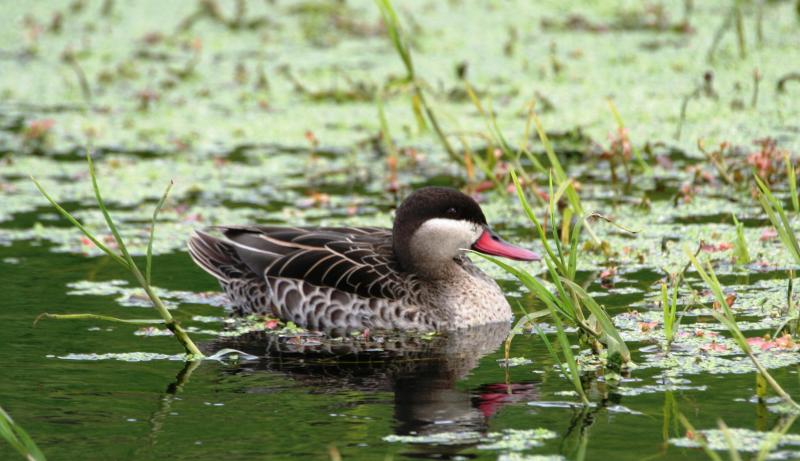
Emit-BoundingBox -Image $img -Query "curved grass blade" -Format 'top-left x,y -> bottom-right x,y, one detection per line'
473,252 -> 576,323
146,180 -> 173,285
755,175 -> 800,264
30,176 -> 128,268
0,405 -> 46,461
560,278 -> 631,364
34,313 -> 164,327
534,319 -> 589,405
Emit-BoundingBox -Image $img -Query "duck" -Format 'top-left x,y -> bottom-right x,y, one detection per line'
188,187 -> 539,332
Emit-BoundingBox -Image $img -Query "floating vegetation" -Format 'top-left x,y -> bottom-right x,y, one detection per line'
54,352 -> 183,362
384,428 -> 556,451
671,428 -> 800,453
688,251 -> 800,409
3,0 -> 800,459
498,357 -> 533,368
477,429 -> 558,451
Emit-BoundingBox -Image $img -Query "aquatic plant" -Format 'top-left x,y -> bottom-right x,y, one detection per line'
676,413 -> 798,461
661,273 -> 682,350
731,214 -> 751,265
463,85 -> 546,192
31,151 -> 204,359
0,405 -> 46,461
606,99 -> 651,180
535,316 -> 589,405
478,171 -> 631,367
707,0 -> 748,63
502,304 -> 588,403
687,250 -> 800,410
754,174 -> 800,265
375,0 -> 462,166
787,151 -> 799,214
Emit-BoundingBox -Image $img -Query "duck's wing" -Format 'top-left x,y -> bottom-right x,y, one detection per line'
216,225 -> 407,300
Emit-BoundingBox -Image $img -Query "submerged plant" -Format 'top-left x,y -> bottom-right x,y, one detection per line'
31,151 -> 204,360
0,405 -> 46,461
687,251 -> 800,410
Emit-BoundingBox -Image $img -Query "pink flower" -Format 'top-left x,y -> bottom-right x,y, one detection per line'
701,242 -> 734,253
760,228 -> 778,241
24,119 -> 55,140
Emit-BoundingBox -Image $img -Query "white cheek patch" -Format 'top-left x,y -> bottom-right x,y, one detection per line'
409,218 -> 483,263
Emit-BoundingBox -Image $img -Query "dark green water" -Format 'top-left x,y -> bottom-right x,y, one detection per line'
2,0 -> 800,459
1,238 -> 797,460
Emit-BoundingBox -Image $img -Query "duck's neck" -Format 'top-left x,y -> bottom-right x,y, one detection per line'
421,259 -> 513,328
408,257 -> 464,280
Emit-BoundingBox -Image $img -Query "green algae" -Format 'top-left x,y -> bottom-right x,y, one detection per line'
477,429 -> 558,451
2,1 -> 800,459
66,279 -> 227,308
54,352 -> 185,362
498,455 -> 565,461
2,1 -> 799,157
498,357 -> 534,368
671,427 -> 800,453
384,428 -> 557,451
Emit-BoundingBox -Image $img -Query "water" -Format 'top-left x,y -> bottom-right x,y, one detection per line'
3,0 -> 800,459
0,238 -> 796,460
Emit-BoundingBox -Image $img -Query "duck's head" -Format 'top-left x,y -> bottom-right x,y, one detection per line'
392,187 -> 540,277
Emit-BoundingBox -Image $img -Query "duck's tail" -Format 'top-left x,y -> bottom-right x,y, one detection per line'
187,230 -> 248,282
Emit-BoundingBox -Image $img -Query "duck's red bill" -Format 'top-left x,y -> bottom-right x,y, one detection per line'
472,229 -> 540,261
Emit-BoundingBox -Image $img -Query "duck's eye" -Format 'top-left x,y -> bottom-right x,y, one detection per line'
445,207 -> 457,216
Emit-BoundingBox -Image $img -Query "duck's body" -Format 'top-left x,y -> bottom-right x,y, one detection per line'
189,187 -> 539,332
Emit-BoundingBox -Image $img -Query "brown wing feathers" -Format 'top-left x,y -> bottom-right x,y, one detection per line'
188,226 -> 402,300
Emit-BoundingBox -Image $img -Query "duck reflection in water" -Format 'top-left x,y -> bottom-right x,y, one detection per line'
213,321 -> 538,452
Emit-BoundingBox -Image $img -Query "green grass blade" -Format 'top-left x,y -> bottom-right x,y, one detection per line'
661,282 -> 673,343
755,174 -> 800,263
688,250 -> 800,410
732,214 -> 751,265
86,150 -> 136,267
30,176 -> 128,268
146,180 -> 173,285
560,278 -> 631,364
787,152 -> 799,214
567,215 -> 583,280
510,170 -> 563,271
550,312 -> 590,404
34,313 -> 165,326
717,419 -> 743,461
474,252 -> 576,323
375,0 -> 413,78
534,323 -> 566,378
0,405 -> 47,461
